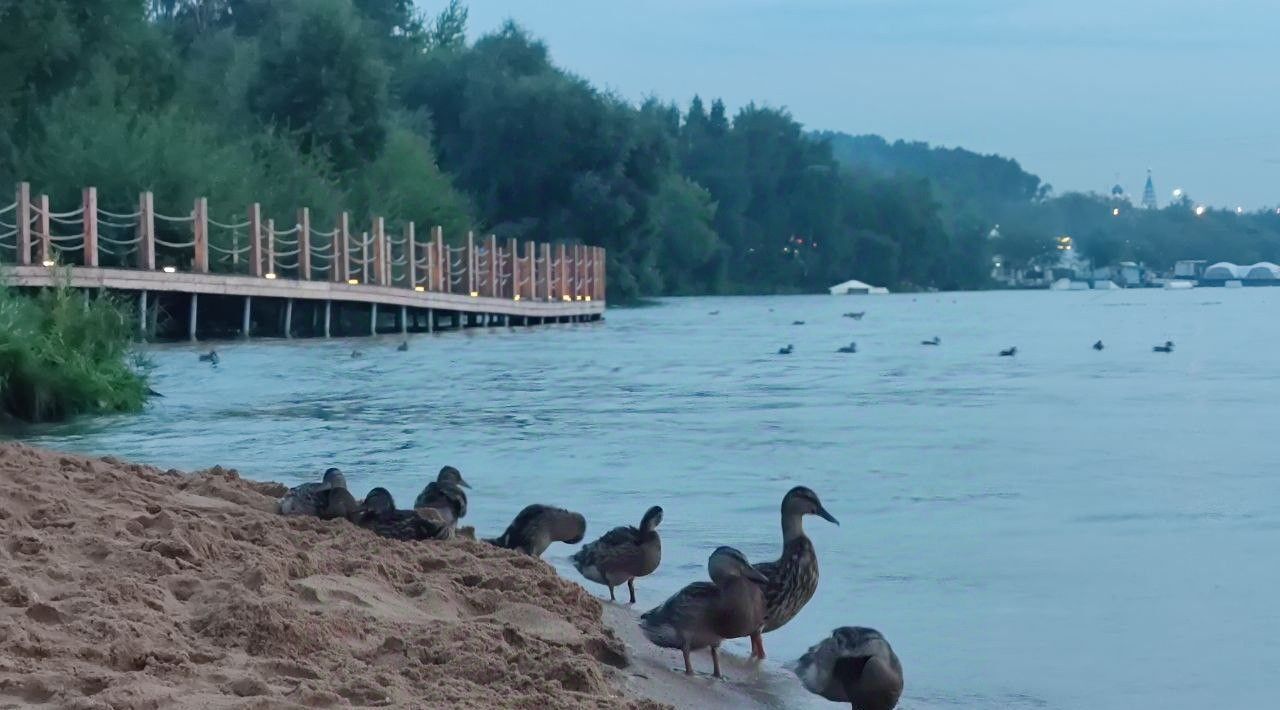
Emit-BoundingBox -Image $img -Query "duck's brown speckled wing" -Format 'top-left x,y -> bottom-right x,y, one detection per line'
752,535 -> 819,632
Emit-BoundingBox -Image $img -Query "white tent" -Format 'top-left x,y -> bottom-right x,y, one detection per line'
828,279 -> 889,295
1203,262 -> 1241,280
1244,262 -> 1280,280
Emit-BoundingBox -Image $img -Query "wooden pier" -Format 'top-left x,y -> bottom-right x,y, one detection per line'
0,183 -> 605,340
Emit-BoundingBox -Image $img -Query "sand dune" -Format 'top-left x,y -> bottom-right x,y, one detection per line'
0,443 -> 667,709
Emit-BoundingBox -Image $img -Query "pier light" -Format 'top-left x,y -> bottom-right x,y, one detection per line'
264,272 -> 277,280
347,278 -> 360,285
469,290 -> 479,297
562,294 -> 571,302
513,294 -> 521,301
162,266 -> 177,274
1112,207 -> 1120,216
1194,205 -> 1206,216
576,295 -> 583,300
1172,188 -> 1183,198
585,296 -> 592,302
41,259 -> 55,267
414,285 -> 426,292
1236,206 -> 1244,214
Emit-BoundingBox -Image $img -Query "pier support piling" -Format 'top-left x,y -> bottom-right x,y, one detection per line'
323,301 -> 332,338
284,298 -> 293,339
400,306 -> 408,335
370,303 -> 378,336
138,291 -> 148,337
242,297 -> 252,339
188,293 -> 198,342
427,308 -> 434,333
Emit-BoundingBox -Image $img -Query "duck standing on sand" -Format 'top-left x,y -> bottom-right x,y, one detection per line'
749,486 -> 839,660
1153,340 -> 1174,353
639,546 -> 769,679
413,465 -> 471,508
486,504 -> 587,557
278,468 -> 347,516
411,466 -> 470,539
198,350 -> 220,365
795,627 -> 904,710
313,485 -> 359,520
999,347 -> 1017,357
350,487 -> 458,541
571,506 -> 663,603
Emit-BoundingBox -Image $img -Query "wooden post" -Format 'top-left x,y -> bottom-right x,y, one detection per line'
188,293 -> 198,342
539,243 -> 550,300
336,212 -> 349,282
557,243 -> 568,300
16,183 -> 30,265
265,219 -> 275,276
406,222 -> 417,289
433,226 -> 445,292
360,232 -> 369,284
83,187 -> 99,267
138,192 -> 155,270
526,241 -> 536,300
193,197 -> 208,273
601,246 -> 607,300
37,194 -> 50,265
248,203 -> 262,277
486,234 -> 498,298
298,207 -> 311,280
372,217 -> 386,286
465,231 -> 475,295
426,308 -> 434,333
138,291 -> 148,335
508,238 -> 519,300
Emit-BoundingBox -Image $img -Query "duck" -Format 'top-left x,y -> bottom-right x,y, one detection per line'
749,486 -> 839,660
1153,340 -> 1174,353
571,506 -> 663,603
410,467 -> 470,539
836,342 -> 858,354
843,312 -> 865,320
350,350 -> 364,359
709,310 -> 721,316
349,487 -> 456,541
198,350 -> 219,365
778,344 -> 794,355
485,504 -> 587,557
639,546 -> 769,678
278,468 -> 347,516
397,341 -> 409,352
921,337 -> 940,346
795,627 -> 904,710
1093,340 -> 1104,351
793,320 -> 806,326
313,486 -> 360,521
413,465 -> 471,506
999,346 -> 1017,357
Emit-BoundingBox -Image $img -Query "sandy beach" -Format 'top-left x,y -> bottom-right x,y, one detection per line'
0,443 -> 802,709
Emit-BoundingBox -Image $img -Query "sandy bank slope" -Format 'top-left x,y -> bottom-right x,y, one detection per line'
0,443 -> 665,710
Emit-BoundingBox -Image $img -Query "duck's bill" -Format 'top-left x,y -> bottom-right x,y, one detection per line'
458,480 -> 472,489
817,506 -> 840,525
745,567 -> 770,584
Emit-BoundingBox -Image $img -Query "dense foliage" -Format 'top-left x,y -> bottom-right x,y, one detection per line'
0,282 -> 149,422
3,1 -> 1277,301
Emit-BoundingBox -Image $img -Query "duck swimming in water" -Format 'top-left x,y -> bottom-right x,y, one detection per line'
278,468 -> 347,516
750,486 -> 839,660
921,337 -> 940,346
795,627 -> 904,710
1153,340 -> 1174,353
793,320 -> 806,326
836,342 -> 858,354
640,546 -> 769,679
778,344 -> 794,355
486,504 -> 586,557
350,487 -> 457,541
571,506 -> 663,603
350,350 -> 364,359
843,312 -> 865,320
198,350 -> 219,365
397,341 -> 409,352
999,347 -> 1017,357
1093,340 -> 1104,351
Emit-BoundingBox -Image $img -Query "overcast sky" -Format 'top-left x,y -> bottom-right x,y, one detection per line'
452,0 -> 1278,209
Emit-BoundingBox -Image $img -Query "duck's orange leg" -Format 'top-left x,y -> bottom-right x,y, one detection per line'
749,631 -> 766,660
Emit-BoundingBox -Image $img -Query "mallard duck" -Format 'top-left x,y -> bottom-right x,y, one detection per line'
921,337 -> 940,346
1093,340 -> 1104,351
414,466 -> 470,506
278,468 -> 347,516
486,504 -> 586,557
409,470 -> 469,539
999,346 -> 1017,357
836,341 -> 857,354
795,627 -> 903,710
571,506 -> 663,603
749,486 -> 839,660
198,350 -> 219,364
397,341 -> 409,352
313,486 -> 359,520
843,312 -> 865,320
639,546 -> 769,678
1153,340 -> 1174,353
778,344 -> 794,355
350,487 -> 456,541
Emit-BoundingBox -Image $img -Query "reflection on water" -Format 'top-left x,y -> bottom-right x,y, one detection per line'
14,289 -> 1280,710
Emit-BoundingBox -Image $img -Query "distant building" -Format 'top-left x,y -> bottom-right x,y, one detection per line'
1141,170 -> 1158,210
1174,260 -> 1207,278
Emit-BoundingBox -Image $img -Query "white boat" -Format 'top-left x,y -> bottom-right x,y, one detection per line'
828,279 -> 890,295
1164,280 -> 1196,290
1092,280 -> 1120,290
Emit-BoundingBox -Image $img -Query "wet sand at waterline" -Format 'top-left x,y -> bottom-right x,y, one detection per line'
0,443 -> 806,709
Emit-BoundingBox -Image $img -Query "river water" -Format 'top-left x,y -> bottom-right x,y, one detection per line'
12,289 -> 1279,709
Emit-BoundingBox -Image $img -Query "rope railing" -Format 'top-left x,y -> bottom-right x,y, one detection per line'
3,182 -> 605,302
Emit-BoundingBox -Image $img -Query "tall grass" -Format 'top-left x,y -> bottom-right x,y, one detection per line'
0,279 -> 149,423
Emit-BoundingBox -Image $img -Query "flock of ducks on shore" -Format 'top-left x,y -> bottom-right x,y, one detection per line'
276,468 -> 903,709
